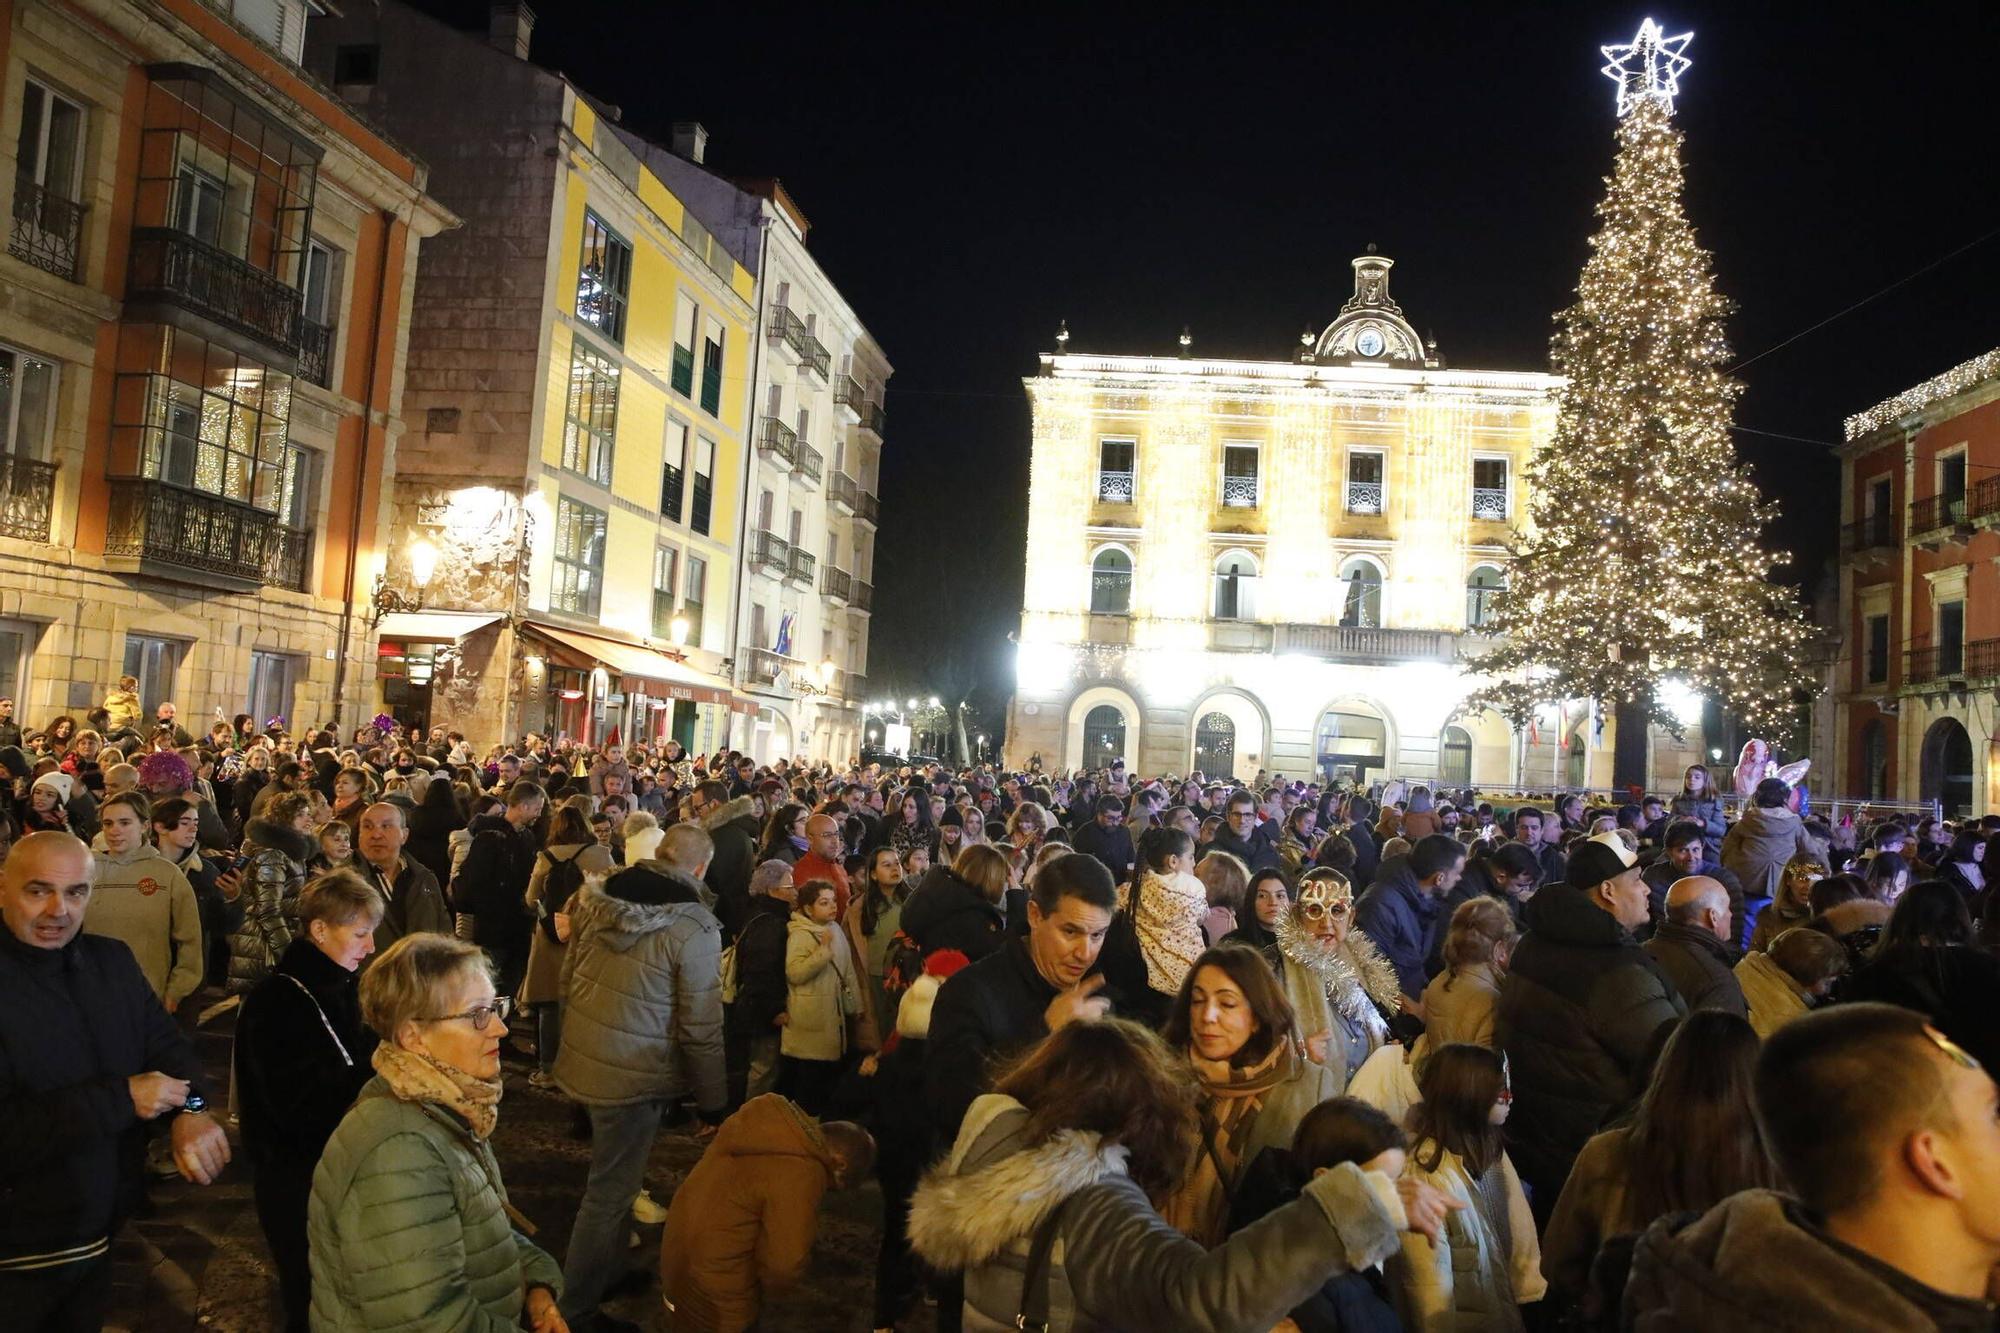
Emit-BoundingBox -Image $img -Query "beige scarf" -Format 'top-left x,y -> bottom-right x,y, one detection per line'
372,1042 -> 503,1141
1131,869 -> 1210,997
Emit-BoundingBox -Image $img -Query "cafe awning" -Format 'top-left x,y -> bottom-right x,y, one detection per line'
524,621 -> 735,708
376,610 -> 504,643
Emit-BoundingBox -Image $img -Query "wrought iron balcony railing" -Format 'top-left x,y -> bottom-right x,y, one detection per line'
0,453 -> 58,541
127,227 -> 303,355
801,334 -> 831,379
1472,487 -> 1509,520
769,304 -> 806,357
759,417 -> 798,469
865,401 -> 886,436
297,317 -> 333,388
796,442 -> 824,484
10,176 -> 85,281
787,546 -> 816,585
1840,512 -> 1899,554
1097,469 -> 1134,503
822,566 -> 852,603
750,529 -> 790,575
856,489 -> 880,527
829,469 -> 859,513
1909,493 -> 1968,538
104,476 -> 275,583
1221,474 -> 1259,508
265,523 -> 312,591
1345,481 -> 1385,515
853,580 -> 873,612
835,375 -> 865,411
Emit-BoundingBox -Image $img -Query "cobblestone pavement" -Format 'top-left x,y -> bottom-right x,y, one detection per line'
104,1008 -> 913,1332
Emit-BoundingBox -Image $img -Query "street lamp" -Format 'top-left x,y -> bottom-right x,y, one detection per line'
408,537 -> 439,592
369,536 -> 441,627
669,613 -> 690,647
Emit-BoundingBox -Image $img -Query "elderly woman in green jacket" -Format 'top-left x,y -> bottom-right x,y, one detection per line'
307,934 -> 566,1332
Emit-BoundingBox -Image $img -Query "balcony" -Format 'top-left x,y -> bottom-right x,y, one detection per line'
768,304 -> 806,361
1097,469 -> 1135,504
126,228 -> 303,356
264,524 -> 311,592
1905,639 -> 2000,688
829,469 -> 859,514
297,317 -> 333,389
1472,487 -> 1509,521
1274,623 -> 1456,666
1972,475 -> 2000,528
1908,493 -> 1970,550
822,565 -> 852,604
834,375 -> 865,420
864,401 -> 886,437
1345,481 -> 1385,516
786,546 -> 817,586
1840,511 -> 1899,558
1220,474 -> 1259,509
750,529 -> 790,577
856,489 -> 880,528
758,417 -> 798,471
801,333 -> 831,379
0,454 -> 58,541
796,442 -> 824,485
747,647 -> 798,686
844,672 -> 868,702
10,176 -> 86,281
104,476 -> 276,585
853,580 -> 873,613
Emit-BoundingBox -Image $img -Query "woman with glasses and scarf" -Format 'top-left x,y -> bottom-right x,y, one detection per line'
1272,867 -> 1401,1088
307,934 -> 564,1331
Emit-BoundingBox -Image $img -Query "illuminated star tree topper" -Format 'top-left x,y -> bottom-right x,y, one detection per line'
1601,18 -> 1694,116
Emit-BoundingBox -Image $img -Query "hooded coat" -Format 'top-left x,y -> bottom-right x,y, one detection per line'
900,863 -> 1008,962
658,1094 -> 842,1333
701,795 -> 760,940
1622,1189 -> 1996,1331
782,914 -> 865,1062
553,869 -> 726,1113
85,844 -> 204,1008
1495,885 -> 1686,1216
909,1093 -> 1406,1333
229,816 -> 312,994
1353,854 -> 1441,1000
1733,949 -> 1816,1040
1720,805 -> 1815,901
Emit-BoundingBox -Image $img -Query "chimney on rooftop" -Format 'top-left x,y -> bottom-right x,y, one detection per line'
488,1 -> 535,60
670,122 -> 708,165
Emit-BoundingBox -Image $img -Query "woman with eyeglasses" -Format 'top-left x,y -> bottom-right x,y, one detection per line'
1272,867 -> 1402,1087
308,933 -> 566,1332
1386,1043 -> 1545,1330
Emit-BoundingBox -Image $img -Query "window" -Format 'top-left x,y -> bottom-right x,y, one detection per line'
576,211 -> 632,344
699,318 -> 724,416
1097,439 -> 1135,503
222,0 -> 308,63
122,633 -> 182,712
1472,458 -> 1509,520
756,488 -> 774,532
561,341 -> 618,484
552,496 -> 607,618
1466,565 -> 1505,629
750,603 -> 767,653
1940,452 -> 1967,521
174,163 -> 226,247
1439,725 -> 1473,785
1212,551 -> 1258,620
1938,599 -> 1965,677
652,546 -> 678,638
0,619 -> 39,709
1863,477 -> 1895,546
1865,613 -> 1890,685
1221,444 -> 1259,509
1090,548 -> 1132,615
0,344 -> 60,458
670,298 -> 695,397
1859,719 -> 1887,800
247,650 -> 296,728
301,240 -> 337,327
788,507 -> 804,547
1082,705 -> 1125,771
690,437 -> 714,535
660,420 -> 686,522
16,80 -> 85,201
683,554 -> 707,645
1194,712 -> 1235,774
109,323 -> 293,508
1346,450 -> 1385,515
332,44 -> 380,84
1338,556 -> 1383,628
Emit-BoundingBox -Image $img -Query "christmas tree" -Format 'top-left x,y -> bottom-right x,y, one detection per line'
1469,21 -> 1818,739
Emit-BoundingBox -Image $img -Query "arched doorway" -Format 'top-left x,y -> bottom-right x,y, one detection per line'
1212,551 -> 1259,621
1921,717 -> 1974,818
1082,704 -> 1126,772
1439,725 -> 1473,786
1565,726 -> 1588,788
1316,703 -> 1389,785
1194,712 -> 1236,776
1337,556 -> 1383,629
1090,547 -> 1132,614
1858,718 -> 1888,800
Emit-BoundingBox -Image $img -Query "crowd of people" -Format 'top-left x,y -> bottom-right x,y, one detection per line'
5,688 -> 2000,1332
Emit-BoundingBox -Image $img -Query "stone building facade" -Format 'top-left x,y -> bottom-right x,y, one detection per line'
0,0 -> 449,734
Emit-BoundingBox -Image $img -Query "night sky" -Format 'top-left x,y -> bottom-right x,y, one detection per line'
408,0 -> 2000,743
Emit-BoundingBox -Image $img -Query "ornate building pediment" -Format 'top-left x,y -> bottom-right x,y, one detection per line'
1316,248 -> 1432,366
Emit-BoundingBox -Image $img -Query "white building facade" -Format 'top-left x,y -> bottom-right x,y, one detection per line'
1007,252 -> 1697,791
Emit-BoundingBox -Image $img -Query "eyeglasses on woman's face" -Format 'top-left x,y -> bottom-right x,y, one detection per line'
1298,897 -> 1352,921
429,995 -> 512,1031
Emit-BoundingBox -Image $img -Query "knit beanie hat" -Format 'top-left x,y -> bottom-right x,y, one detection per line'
896,949 -> 971,1040
32,770 -> 73,803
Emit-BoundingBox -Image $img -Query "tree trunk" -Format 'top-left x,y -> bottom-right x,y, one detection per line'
1613,698 -> 1650,795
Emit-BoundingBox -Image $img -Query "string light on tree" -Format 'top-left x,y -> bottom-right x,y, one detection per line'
1469,18 -> 1819,742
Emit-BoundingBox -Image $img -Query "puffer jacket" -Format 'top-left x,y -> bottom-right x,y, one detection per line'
1668,793 -> 1727,846
1353,854 -> 1440,999
1719,805 -> 1814,900
900,864 -> 1007,962
1387,1145 -> 1544,1330
699,796 -> 759,941
307,1077 -> 561,1331
553,869 -> 726,1113
782,915 -> 864,1061
1495,885 -> 1686,1216
909,1094 -> 1406,1333
1623,1189 -> 1995,1331
227,817 -> 311,994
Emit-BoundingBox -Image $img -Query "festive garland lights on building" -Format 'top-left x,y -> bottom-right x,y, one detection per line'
1844,346 -> 2000,441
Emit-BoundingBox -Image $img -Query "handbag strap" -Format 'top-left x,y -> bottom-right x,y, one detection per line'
1016,1194 -> 1074,1332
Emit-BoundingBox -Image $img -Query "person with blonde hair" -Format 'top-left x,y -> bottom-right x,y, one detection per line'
1421,896 -> 1518,1050
307,934 -> 563,1330
900,841 -> 1011,962
1747,853 -> 1827,955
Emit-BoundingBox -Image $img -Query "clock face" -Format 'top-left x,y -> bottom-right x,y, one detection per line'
1356,328 -> 1385,358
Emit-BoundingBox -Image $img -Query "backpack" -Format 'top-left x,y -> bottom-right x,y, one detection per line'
880,928 -> 927,998
536,849 -> 586,944
719,940 -> 741,1004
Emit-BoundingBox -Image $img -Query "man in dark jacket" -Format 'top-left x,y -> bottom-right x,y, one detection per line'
925,854 -> 1119,1144
1070,794 -> 1138,883
353,802 -> 453,956
1642,876 -> 1747,1017
1344,796 -> 1381,887
0,832 -> 229,1325
692,781 -> 758,941
900,860 -> 1008,962
0,696 -> 21,750
1355,835 -> 1464,1002
454,781 -> 547,998
730,860 -> 798,1103
1624,1003 -> 2000,1329
1209,789 -> 1281,872
1497,831 -> 1686,1225
1639,821 -> 1746,946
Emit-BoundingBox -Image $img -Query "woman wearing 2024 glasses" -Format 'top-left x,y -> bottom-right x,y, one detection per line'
306,933 -> 566,1332
1272,867 -> 1403,1088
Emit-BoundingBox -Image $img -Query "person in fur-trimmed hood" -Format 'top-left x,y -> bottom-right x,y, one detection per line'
227,792 -> 316,994
691,780 -> 759,940
910,1018 -> 1453,1333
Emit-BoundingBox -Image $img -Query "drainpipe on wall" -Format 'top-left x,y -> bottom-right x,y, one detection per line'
330,207 -> 396,729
